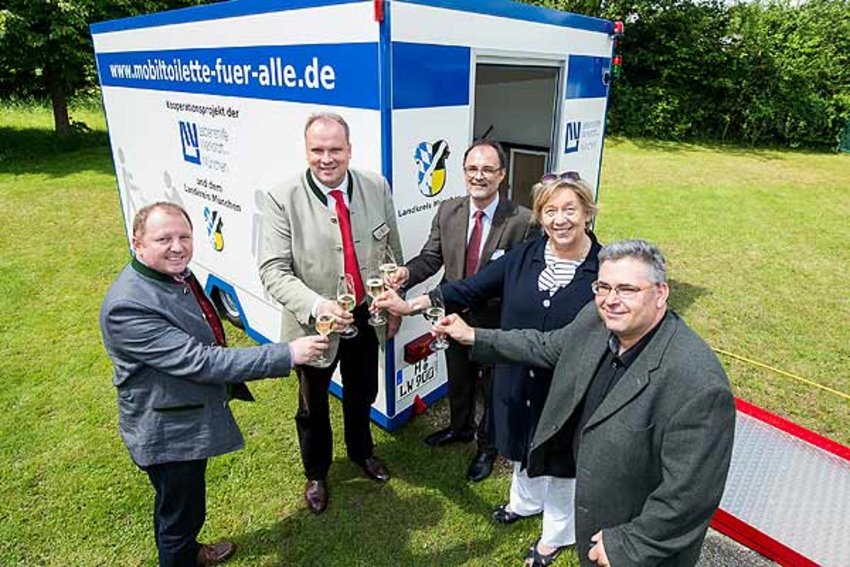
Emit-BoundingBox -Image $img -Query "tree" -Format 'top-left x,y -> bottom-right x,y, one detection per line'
0,1 -> 209,136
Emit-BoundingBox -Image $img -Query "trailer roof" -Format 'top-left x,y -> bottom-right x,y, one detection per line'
91,0 -> 612,35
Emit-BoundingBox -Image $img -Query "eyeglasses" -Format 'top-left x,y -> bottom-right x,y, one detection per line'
591,281 -> 656,299
463,166 -> 502,178
540,171 -> 581,184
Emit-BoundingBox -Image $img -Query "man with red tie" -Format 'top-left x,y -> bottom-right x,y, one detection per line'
258,112 -> 402,514
391,140 -> 532,482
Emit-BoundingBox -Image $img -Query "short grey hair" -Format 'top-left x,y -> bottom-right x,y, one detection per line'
304,111 -> 350,142
598,239 -> 667,283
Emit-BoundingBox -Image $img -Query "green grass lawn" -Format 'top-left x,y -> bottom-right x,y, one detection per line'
1,102 -> 848,566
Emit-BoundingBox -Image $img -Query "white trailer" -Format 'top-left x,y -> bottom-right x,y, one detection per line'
91,0 -> 617,430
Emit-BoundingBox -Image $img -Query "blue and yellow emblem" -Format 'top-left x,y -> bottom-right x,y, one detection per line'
203,207 -> 224,251
414,140 -> 450,197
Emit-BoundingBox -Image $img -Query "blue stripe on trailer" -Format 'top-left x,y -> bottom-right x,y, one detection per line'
377,0 -> 398,418
566,55 -> 610,100
96,43 -> 380,109
397,0 -> 613,35
392,43 -> 470,109
91,0 -> 365,34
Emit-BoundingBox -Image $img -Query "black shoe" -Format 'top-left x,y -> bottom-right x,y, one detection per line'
467,450 -> 495,482
304,480 -> 328,515
424,427 -> 474,447
197,541 -> 237,566
358,456 -> 390,483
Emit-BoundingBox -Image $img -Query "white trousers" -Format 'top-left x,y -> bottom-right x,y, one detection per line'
508,461 -> 576,548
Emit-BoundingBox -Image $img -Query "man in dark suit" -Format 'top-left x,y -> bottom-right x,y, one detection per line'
436,240 -> 736,566
393,140 -> 532,482
100,203 -> 328,566
258,112 -> 403,514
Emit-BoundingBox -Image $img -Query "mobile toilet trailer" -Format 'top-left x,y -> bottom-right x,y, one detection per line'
91,0 -> 617,430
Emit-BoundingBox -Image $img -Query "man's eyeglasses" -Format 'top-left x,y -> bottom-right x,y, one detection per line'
591,281 -> 655,299
463,166 -> 502,178
540,171 -> 581,184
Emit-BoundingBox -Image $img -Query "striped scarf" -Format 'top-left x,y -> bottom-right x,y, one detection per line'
537,242 -> 583,296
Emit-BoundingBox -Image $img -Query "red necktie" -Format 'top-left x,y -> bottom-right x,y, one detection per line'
185,273 -> 226,346
329,190 -> 365,303
184,273 -> 253,401
465,210 -> 485,277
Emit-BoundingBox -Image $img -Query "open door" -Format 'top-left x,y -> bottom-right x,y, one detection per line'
472,63 -> 561,208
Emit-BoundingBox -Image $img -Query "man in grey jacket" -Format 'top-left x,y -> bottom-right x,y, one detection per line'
258,112 -> 403,514
435,240 -> 735,567
101,203 -> 327,567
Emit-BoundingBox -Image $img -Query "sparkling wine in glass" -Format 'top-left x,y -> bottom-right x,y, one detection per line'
379,248 -> 398,288
427,287 -> 449,351
313,313 -> 335,365
336,274 -> 358,339
366,272 -> 386,326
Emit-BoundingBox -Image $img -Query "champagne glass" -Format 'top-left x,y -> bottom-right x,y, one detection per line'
379,248 -> 398,289
313,312 -> 336,365
366,269 -> 387,326
336,274 -> 358,339
424,286 -> 449,351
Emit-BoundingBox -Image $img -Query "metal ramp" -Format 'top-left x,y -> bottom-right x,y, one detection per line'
711,399 -> 850,566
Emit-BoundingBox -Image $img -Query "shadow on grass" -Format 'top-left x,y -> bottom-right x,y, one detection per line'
668,278 -> 708,316
0,126 -> 114,176
235,432 -> 502,565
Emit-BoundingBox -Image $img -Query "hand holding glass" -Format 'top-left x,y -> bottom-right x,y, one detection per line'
379,249 -> 399,289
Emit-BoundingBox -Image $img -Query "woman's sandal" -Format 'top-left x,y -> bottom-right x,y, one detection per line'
523,538 -> 565,567
492,503 -> 524,524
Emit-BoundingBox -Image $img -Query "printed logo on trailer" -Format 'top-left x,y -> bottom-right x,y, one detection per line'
180,121 -> 201,164
565,121 -> 582,154
203,207 -> 224,251
414,140 -> 450,197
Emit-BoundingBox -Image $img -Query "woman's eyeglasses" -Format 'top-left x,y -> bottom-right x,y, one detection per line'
540,171 -> 581,184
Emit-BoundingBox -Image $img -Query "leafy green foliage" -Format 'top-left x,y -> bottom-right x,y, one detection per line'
531,0 -> 850,148
0,1 -> 211,135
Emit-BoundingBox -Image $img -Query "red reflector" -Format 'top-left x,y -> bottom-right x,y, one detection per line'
404,332 -> 434,365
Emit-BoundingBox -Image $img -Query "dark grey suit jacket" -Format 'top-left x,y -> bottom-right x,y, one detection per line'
100,261 -> 293,468
405,195 -> 532,327
473,304 -> 736,567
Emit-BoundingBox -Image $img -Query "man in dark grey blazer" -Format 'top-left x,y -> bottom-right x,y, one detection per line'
436,240 -> 736,567
392,139 -> 532,482
101,203 -> 327,567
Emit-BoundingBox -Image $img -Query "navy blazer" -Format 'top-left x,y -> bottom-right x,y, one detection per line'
441,232 -> 600,462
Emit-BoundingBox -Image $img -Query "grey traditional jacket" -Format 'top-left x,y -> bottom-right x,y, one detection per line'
258,168 -> 403,358
472,304 -> 736,567
100,260 -> 293,467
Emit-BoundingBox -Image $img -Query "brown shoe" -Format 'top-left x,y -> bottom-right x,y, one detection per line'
304,479 -> 328,514
197,541 -> 236,566
358,456 -> 390,483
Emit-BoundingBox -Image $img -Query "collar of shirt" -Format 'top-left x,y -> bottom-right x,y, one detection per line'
313,172 -> 351,211
467,193 -> 500,244
306,169 -> 352,212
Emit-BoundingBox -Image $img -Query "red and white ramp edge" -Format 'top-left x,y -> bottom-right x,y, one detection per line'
711,399 -> 850,566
